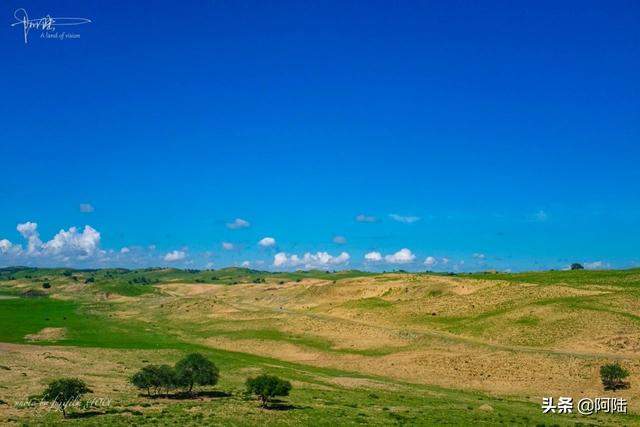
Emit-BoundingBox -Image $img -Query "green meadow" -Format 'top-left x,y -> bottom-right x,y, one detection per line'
0,267 -> 638,425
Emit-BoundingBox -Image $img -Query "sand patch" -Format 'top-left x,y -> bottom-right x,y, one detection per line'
24,328 -> 66,342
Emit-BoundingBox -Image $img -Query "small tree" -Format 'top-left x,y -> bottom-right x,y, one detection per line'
175,353 -> 219,395
246,374 -> 292,407
131,366 -> 154,396
600,363 -> 629,390
130,364 -> 177,396
155,364 -> 178,395
41,378 -> 91,418
571,263 -> 584,270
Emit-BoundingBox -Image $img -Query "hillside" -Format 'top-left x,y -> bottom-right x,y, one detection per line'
0,267 -> 639,425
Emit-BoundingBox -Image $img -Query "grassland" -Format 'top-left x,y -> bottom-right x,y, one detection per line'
1,267 -> 639,425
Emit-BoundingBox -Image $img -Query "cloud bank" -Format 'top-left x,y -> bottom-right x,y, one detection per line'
273,251 -> 350,270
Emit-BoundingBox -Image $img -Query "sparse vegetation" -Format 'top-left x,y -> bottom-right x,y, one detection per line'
175,353 -> 219,395
131,353 -> 220,397
41,378 -> 91,418
131,364 -> 177,397
246,374 -> 292,407
600,363 -> 630,391
0,267 -> 638,425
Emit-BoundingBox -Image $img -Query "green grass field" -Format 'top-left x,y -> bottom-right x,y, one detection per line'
0,267 -> 638,425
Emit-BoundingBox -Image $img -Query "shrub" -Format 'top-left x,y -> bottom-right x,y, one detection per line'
130,364 -> 176,396
42,282 -> 51,289
174,353 -> 219,394
246,374 -> 292,407
41,378 -> 91,418
600,363 -> 629,390
571,263 -> 584,270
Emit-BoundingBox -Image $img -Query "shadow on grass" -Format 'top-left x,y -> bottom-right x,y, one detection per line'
260,399 -> 303,411
197,390 -> 232,398
604,381 -> 630,391
145,390 -> 232,400
69,408 -> 145,419
264,403 -> 297,411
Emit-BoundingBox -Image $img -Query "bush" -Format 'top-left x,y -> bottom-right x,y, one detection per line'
42,282 -> 51,289
246,374 -> 292,407
130,364 -> 177,397
570,263 -> 584,270
41,378 -> 91,418
131,353 -> 218,398
600,363 -> 629,390
175,353 -> 219,394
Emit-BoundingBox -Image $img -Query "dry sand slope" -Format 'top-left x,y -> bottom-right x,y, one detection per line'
145,274 -> 640,410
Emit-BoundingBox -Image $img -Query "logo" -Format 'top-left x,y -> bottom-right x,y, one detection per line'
11,8 -> 92,44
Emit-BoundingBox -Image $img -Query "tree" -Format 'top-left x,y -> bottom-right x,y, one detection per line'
245,374 -> 292,407
130,364 -> 177,396
130,366 -> 154,396
174,353 -> 219,394
571,263 -> 584,270
41,378 -> 91,418
600,363 -> 629,391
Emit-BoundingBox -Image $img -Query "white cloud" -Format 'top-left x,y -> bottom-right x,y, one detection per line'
273,251 -> 350,270
441,257 -> 450,265
43,226 -> 101,258
3,222 -> 102,262
385,248 -> 416,264
17,221 -> 38,236
227,218 -> 250,229
0,239 -> 11,252
356,214 -> 376,223
0,239 -> 17,255
17,221 -> 42,254
164,250 -> 186,262
258,237 -> 276,248
473,253 -> 486,260
241,260 -> 251,267
584,261 -> 609,270
273,252 -> 288,267
333,235 -> 347,244
120,247 -> 130,254
222,242 -> 235,250
389,214 -> 420,224
424,256 -> 437,267
79,203 -> 95,213
364,251 -> 382,262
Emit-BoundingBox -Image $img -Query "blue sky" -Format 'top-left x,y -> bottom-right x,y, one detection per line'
1,0 -> 639,271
